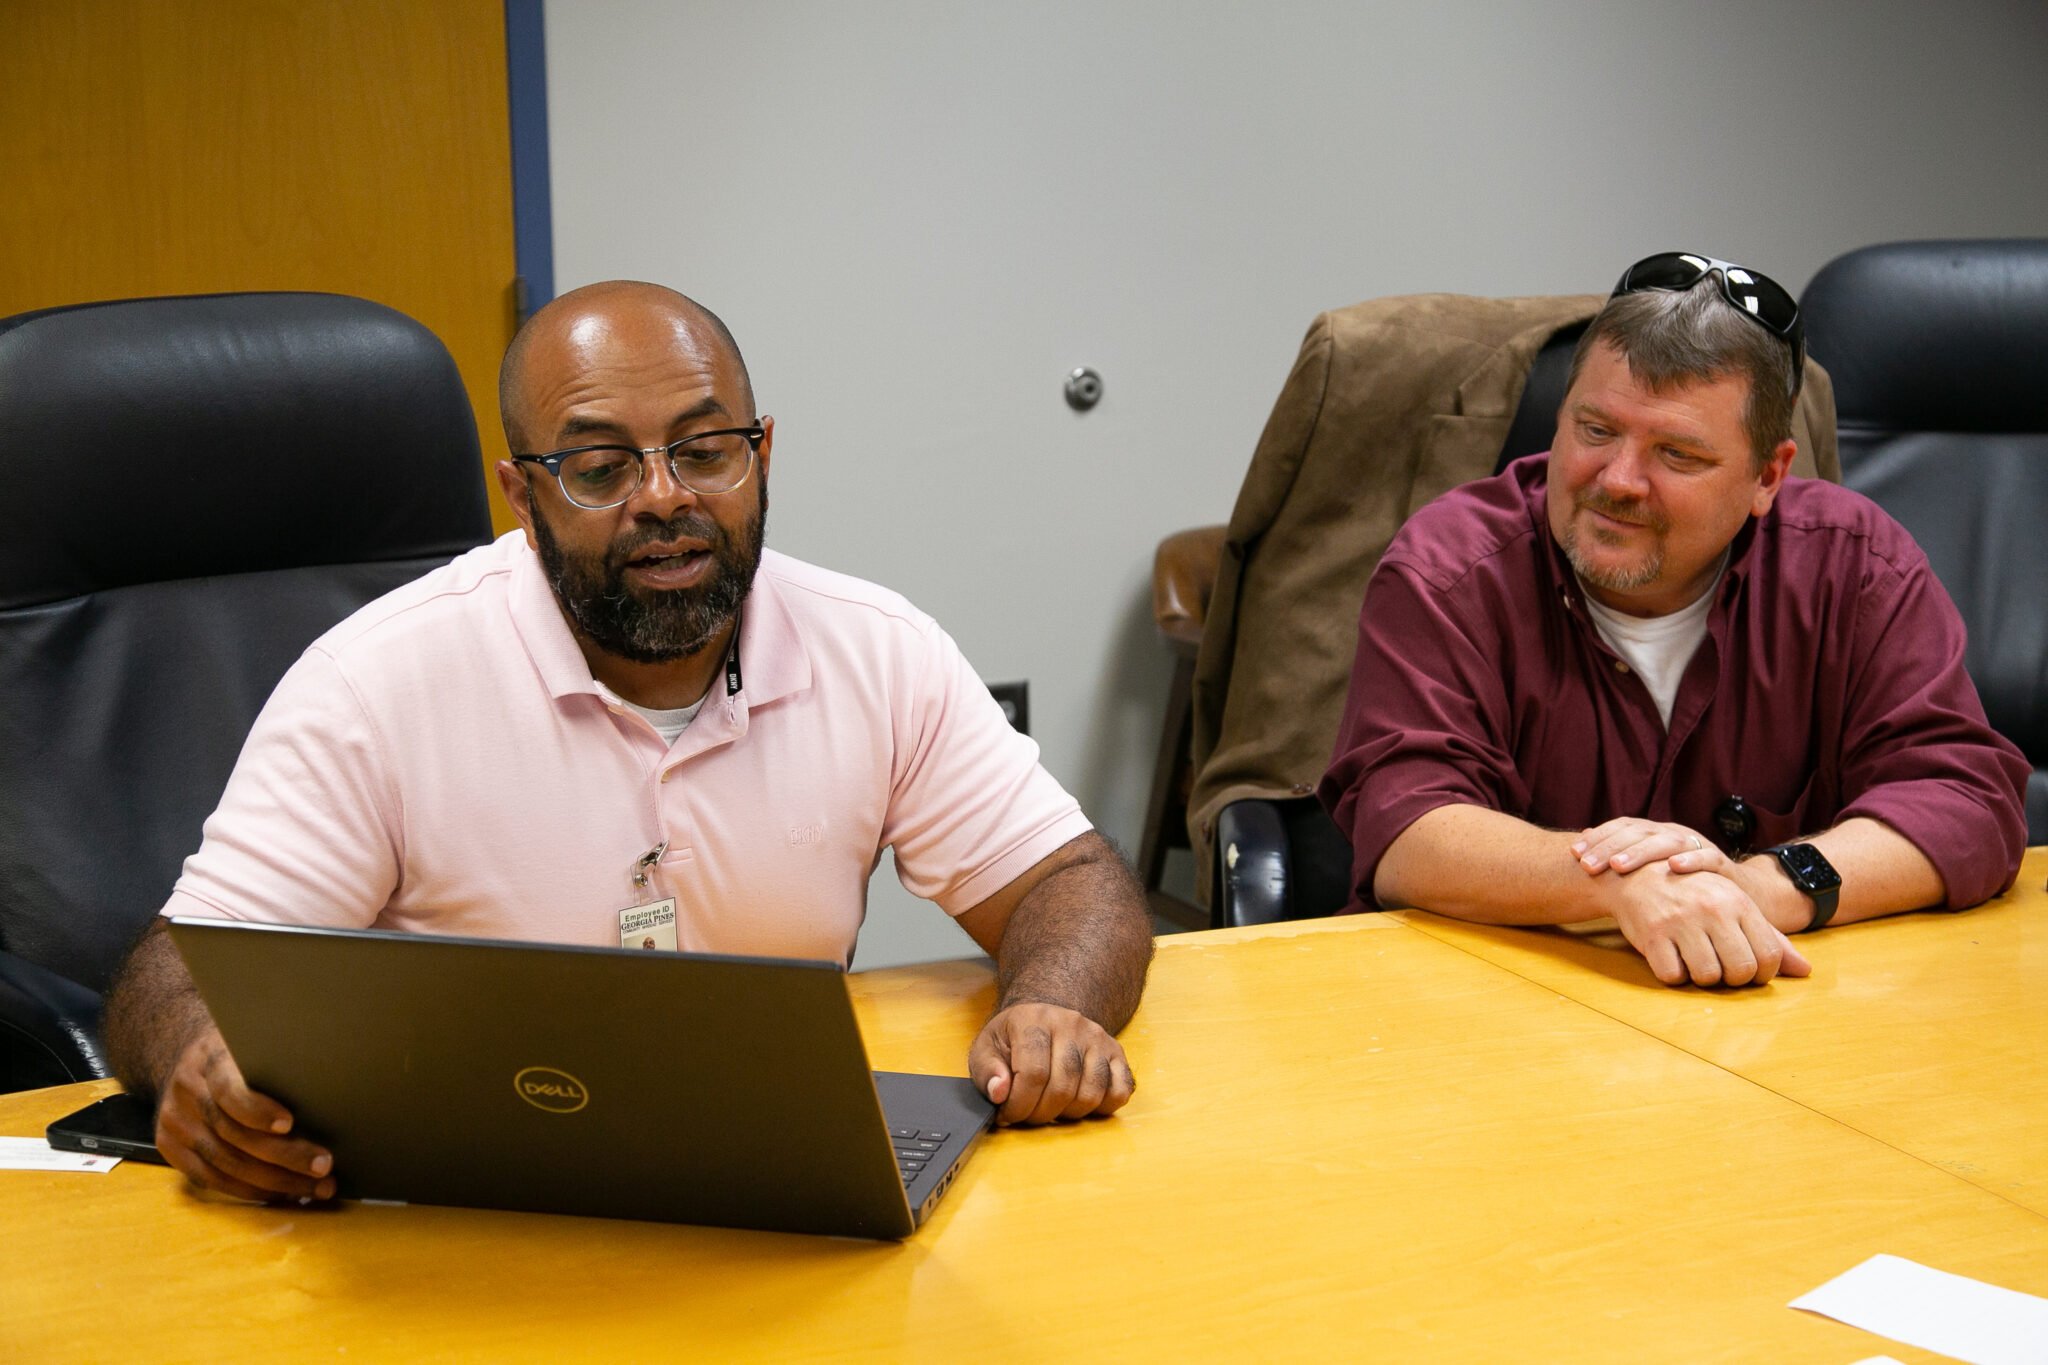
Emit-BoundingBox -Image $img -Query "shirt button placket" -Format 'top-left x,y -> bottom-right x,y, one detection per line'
652,752 -> 700,901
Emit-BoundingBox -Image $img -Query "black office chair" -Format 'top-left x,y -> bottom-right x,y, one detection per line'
0,292 -> 493,1092
1803,239 -> 2048,842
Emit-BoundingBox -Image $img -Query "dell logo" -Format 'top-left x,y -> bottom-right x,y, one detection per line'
513,1065 -> 590,1113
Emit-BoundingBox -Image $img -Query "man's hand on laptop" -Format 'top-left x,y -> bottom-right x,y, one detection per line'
156,1026 -> 336,1204
969,1002 -> 1135,1125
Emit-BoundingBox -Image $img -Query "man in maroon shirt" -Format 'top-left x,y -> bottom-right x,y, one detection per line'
1320,254 -> 2029,988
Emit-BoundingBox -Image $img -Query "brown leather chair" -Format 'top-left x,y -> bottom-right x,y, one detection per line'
1136,525 -> 1224,924
1140,293 -> 1839,927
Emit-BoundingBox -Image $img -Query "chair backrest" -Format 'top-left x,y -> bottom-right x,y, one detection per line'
0,293 -> 494,993
1802,239 -> 2048,841
1496,321 -> 1589,472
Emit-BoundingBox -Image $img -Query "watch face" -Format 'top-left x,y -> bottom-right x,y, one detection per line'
1775,843 -> 1841,892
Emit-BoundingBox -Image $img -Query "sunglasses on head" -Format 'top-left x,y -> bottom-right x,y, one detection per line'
1612,252 -> 1805,396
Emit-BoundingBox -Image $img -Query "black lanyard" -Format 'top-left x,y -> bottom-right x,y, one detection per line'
723,610 -> 744,697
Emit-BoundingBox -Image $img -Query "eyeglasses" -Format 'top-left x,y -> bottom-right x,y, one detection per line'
512,423 -> 766,510
1612,252 -> 1805,396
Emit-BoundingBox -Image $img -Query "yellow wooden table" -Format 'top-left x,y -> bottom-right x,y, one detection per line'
1396,845 -> 2048,1218
4,910 -> 2044,1362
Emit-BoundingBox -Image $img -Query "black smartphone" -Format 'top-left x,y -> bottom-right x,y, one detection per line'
45,1093 -> 168,1165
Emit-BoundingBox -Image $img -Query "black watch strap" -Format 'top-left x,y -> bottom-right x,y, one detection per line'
1764,842 -> 1842,932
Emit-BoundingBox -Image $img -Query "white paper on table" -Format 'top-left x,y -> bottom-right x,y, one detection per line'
1791,1253 -> 2048,1365
0,1135 -> 122,1173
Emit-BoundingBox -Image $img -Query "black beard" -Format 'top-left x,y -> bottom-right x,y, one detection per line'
532,490 -> 766,664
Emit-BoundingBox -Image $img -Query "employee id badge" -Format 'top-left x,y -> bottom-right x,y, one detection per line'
617,898 -> 678,951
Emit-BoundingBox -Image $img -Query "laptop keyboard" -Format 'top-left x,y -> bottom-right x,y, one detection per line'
890,1126 -> 950,1183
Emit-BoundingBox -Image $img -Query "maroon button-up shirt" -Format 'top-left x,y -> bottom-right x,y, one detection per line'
1320,456 -> 2029,911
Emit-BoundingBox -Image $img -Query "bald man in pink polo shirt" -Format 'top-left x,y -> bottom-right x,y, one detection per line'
105,283 -> 1153,1206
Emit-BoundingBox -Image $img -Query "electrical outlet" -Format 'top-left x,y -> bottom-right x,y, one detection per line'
988,680 -> 1029,735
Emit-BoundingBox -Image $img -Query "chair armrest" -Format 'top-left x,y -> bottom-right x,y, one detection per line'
1211,797 -> 1359,929
1152,524 -> 1227,652
0,949 -> 110,1090
1212,798 -> 1292,929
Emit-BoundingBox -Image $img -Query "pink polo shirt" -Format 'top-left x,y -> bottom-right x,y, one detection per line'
163,533 -> 1092,964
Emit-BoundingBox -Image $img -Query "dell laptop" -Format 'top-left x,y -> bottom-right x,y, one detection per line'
165,917 -> 993,1239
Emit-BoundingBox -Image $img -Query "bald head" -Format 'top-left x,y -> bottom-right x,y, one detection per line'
498,281 -> 753,453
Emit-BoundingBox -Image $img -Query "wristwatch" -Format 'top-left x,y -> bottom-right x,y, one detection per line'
1762,843 -> 1842,932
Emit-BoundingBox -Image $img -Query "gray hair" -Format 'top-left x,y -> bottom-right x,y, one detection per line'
1566,275 -> 1797,469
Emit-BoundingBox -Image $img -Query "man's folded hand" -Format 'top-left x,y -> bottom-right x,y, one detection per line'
1606,862 -> 1811,988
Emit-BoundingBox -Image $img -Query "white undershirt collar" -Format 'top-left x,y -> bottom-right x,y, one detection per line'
1578,553 -> 1728,729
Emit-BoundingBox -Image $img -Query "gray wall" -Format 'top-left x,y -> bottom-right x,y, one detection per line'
544,0 -> 2048,966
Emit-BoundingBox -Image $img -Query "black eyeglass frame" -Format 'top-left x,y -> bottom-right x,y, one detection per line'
511,422 -> 767,509
1611,252 -> 1805,398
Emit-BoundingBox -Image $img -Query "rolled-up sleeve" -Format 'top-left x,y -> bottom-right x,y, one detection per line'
1834,551 -> 2029,909
1318,559 -> 1523,908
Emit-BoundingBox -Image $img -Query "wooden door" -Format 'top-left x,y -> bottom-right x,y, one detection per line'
0,0 -> 523,532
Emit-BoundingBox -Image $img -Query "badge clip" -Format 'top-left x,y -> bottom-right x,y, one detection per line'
631,840 -> 669,891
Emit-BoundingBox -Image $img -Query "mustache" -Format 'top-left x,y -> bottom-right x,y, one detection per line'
1576,489 -> 1666,531
607,513 -> 724,569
